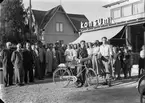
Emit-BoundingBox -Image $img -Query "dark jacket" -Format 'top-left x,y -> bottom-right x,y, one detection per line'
77,47 -> 88,59
1,48 -> 13,70
38,47 -> 46,63
23,49 -> 34,68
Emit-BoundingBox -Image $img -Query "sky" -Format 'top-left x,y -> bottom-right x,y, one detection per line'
23,0 -> 119,21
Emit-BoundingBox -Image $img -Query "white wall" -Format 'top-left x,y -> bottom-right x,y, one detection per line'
108,0 -> 145,23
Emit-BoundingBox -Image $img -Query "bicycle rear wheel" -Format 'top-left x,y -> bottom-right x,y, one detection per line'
86,68 -> 99,87
140,88 -> 145,103
137,75 -> 145,94
53,67 -> 71,88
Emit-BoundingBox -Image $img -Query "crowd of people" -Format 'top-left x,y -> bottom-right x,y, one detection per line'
0,36 -> 144,87
0,41 -> 66,87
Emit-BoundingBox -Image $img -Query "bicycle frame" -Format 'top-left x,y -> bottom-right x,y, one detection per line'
68,64 -> 88,78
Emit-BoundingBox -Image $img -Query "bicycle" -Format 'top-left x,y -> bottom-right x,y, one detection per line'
137,70 -> 145,103
140,87 -> 145,103
53,59 -> 98,88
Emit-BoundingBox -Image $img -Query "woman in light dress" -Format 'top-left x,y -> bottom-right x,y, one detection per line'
64,44 -> 73,63
92,40 -> 103,75
86,42 -> 93,68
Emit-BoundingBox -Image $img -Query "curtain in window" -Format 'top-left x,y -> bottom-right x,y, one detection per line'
122,5 -> 132,17
113,9 -> 121,18
56,23 -> 59,32
133,3 -> 144,14
60,23 -> 63,32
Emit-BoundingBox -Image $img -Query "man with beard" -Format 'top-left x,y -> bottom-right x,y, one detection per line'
1,42 -> 14,87
23,42 -> 34,83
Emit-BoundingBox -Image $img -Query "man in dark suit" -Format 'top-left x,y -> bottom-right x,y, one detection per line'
1,42 -> 14,87
23,42 -> 34,83
39,43 -> 46,79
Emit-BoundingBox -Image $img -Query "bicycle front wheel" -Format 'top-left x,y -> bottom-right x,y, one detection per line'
140,88 -> 145,103
137,75 -> 145,94
86,68 -> 99,87
53,67 -> 71,88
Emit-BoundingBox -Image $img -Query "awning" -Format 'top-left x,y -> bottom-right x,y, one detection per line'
71,26 -> 124,44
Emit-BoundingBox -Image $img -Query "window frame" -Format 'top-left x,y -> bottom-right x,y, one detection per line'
55,22 -> 64,33
111,7 -> 122,19
121,4 -> 133,17
132,2 -> 144,15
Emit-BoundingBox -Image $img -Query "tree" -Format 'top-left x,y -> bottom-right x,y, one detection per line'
0,0 -> 4,3
1,0 -> 27,44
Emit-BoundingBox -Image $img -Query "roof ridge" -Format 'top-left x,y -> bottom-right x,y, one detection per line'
32,9 -> 47,12
39,5 -> 60,29
67,13 -> 86,16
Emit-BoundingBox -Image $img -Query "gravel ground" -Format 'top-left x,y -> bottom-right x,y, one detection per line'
1,79 -> 90,103
0,76 -> 140,103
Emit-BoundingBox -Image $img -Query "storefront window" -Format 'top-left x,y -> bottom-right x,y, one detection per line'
112,8 -> 121,19
133,2 -> 144,15
122,5 -> 132,17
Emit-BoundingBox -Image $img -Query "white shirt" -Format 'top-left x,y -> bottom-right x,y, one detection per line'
99,44 -> 113,57
140,50 -> 145,58
64,49 -> 73,61
87,48 -> 93,56
71,49 -> 77,57
92,46 -> 100,55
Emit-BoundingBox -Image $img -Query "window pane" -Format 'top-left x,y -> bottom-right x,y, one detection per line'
122,5 -> 132,17
56,23 -> 59,32
113,8 -> 121,18
133,3 -> 144,14
60,23 -> 63,32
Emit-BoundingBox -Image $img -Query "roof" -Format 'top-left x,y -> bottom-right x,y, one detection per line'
32,9 -> 47,27
31,5 -> 88,32
40,5 -> 60,29
67,13 -> 89,31
103,0 -> 129,8
67,13 -> 88,22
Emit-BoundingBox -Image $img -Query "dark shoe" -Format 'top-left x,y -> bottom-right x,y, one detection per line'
29,80 -> 34,83
4,84 -> 8,87
101,82 -> 108,85
9,84 -> 15,86
74,81 -> 83,88
94,86 -> 98,89
18,83 -> 24,86
108,81 -> 111,87
83,83 -> 88,87
116,77 -> 121,80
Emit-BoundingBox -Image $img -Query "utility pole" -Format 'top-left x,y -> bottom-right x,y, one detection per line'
60,0 -> 62,5
29,0 -> 32,42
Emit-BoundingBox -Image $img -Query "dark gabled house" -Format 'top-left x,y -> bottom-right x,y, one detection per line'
29,5 -> 88,44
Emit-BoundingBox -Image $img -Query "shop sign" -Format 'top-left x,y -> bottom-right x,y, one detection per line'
81,17 -> 112,29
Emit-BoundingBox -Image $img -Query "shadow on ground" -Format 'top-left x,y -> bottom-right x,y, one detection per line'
65,76 -> 140,103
